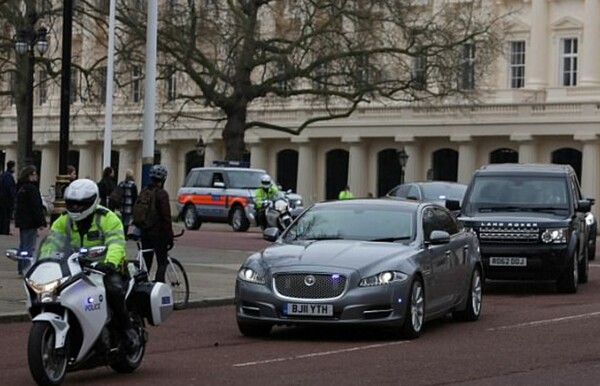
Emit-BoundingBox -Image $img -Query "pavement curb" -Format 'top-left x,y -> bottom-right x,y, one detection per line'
0,297 -> 235,325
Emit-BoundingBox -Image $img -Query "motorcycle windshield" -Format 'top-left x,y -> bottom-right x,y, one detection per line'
29,259 -> 70,285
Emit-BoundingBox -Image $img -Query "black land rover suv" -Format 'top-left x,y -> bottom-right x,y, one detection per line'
458,163 -> 592,293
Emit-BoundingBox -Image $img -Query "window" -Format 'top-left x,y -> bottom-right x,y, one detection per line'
412,54 -> 427,90
38,69 -> 48,105
131,65 -> 142,103
70,69 -> 78,104
458,43 -> 475,90
560,38 -> 578,87
508,40 -> 525,88
166,66 -> 176,102
98,66 -> 107,105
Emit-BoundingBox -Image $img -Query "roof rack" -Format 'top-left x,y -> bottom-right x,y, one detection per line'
211,160 -> 250,168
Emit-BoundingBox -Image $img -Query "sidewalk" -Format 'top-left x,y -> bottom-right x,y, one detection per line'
0,228 -> 253,323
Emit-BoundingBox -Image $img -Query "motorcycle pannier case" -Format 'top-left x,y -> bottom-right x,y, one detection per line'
129,282 -> 174,326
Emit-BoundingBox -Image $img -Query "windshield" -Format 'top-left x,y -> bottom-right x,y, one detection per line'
421,183 -> 466,203
463,176 -> 571,214
283,204 -> 415,242
227,171 -> 267,189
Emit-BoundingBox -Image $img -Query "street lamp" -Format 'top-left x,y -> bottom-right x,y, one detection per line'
15,25 -> 48,166
397,147 -> 409,185
196,136 -> 206,157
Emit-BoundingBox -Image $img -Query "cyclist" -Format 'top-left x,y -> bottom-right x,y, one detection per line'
138,164 -> 175,283
254,174 -> 279,228
39,178 -> 139,352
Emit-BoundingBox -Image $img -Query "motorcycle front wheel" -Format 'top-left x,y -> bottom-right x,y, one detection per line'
28,321 -> 68,386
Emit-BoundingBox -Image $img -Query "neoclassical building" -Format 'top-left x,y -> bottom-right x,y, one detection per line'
1,0 -> 600,216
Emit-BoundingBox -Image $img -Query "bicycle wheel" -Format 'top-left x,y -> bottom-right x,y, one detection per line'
166,257 -> 190,310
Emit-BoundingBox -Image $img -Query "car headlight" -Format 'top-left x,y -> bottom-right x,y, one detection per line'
359,271 -> 408,287
541,228 -> 570,244
238,268 -> 266,284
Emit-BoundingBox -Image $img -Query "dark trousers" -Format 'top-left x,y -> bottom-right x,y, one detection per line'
104,271 -> 132,331
0,201 -> 13,235
141,234 -> 169,283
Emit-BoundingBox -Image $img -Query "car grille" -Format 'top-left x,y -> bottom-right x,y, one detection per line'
274,273 -> 346,300
477,222 -> 540,244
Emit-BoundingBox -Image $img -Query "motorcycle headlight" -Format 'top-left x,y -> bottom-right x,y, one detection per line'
541,228 -> 569,244
26,278 -> 61,294
238,268 -> 266,284
274,200 -> 288,212
359,271 -> 408,287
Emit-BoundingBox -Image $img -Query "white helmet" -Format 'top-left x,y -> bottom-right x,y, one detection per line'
64,178 -> 100,221
261,174 -> 272,187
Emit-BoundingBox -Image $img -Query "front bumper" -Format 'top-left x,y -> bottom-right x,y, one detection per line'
235,278 -> 411,328
481,243 -> 571,280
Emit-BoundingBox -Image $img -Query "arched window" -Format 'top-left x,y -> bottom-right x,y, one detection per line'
490,148 -> 518,164
276,149 -> 298,191
432,148 -> 458,182
377,148 -> 401,197
325,149 -> 349,200
552,147 -> 582,182
185,151 -> 204,175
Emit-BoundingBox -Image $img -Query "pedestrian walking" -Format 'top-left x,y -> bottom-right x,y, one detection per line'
114,169 -> 138,235
67,164 -> 77,181
133,165 -> 174,283
14,165 -> 47,276
0,160 -> 17,235
97,166 -> 116,209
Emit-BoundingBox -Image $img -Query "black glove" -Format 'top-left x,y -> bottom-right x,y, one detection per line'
95,262 -> 116,274
166,239 -> 174,251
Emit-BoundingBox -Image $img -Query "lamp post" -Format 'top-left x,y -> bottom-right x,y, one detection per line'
397,147 -> 409,185
15,24 -> 48,167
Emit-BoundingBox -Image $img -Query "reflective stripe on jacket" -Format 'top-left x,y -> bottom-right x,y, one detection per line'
39,206 -> 126,270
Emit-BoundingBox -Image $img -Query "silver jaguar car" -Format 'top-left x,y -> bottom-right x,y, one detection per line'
235,198 -> 483,339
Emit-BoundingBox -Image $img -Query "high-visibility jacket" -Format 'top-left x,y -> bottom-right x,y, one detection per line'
39,206 -> 127,271
254,185 -> 279,209
338,189 -> 354,200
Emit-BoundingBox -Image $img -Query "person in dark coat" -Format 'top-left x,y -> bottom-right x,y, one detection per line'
0,160 -> 17,235
97,166 -> 116,209
116,169 -> 138,235
140,164 -> 174,283
15,165 -> 47,275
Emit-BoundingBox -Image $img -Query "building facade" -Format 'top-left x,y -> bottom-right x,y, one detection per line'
1,0 -> 600,216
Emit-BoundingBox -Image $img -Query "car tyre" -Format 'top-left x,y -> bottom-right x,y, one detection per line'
183,205 -> 201,230
556,252 -> 578,294
237,320 -> 272,337
453,267 -> 482,322
231,206 -> 250,232
400,278 -> 425,339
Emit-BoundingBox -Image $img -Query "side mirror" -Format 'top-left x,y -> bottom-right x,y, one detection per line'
213,181 -> 225,188
445,199 -> 461,212
429,230 -> 450,245
577,199 -> 592,213
263,227 -> 280,242
587,197 -> 596,206
5,248 -> 19,262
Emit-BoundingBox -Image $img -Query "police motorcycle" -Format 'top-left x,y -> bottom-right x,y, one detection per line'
6,246 -> 173,386
249,190 -> 297,232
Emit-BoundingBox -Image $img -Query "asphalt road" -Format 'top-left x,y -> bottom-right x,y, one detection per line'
2,224 -> 600,385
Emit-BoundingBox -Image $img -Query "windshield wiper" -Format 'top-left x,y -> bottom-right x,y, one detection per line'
368,236 -> 412,242
297,235 -> 343,241
478,206 -> 525,212
529,207 -> 568,212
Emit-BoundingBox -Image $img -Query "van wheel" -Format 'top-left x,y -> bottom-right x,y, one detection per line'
231,207 -> 250,232
183,205 -> 201,230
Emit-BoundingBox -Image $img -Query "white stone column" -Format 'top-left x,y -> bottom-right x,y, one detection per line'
4,147 -> 17,169
402,141 -> 422,183
160,144 -> 178,213
248,140 -> 268,171
512,134 -> 537,163
581,0 -> 600,87
346,137 -> 367,198
40,144 -> 58,196
117,145 -> 136,181
294,138 -> 317,206
78,145 -> 96,180
452,136 -> 476,184
576,134 -> 599,216
203,140 -> 219,167
526,0 -> 548,89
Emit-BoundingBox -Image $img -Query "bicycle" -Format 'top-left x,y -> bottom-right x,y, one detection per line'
128,230 -> 190,310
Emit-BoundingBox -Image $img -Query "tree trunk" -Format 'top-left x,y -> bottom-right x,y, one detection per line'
222,107 -> 247,161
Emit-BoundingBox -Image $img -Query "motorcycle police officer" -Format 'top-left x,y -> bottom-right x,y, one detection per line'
39,178 -> 140,352
254,175 -> 279,228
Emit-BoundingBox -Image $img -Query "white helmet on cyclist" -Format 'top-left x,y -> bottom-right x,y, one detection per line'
261,174 -> 272,188
64,178 -> 100,222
